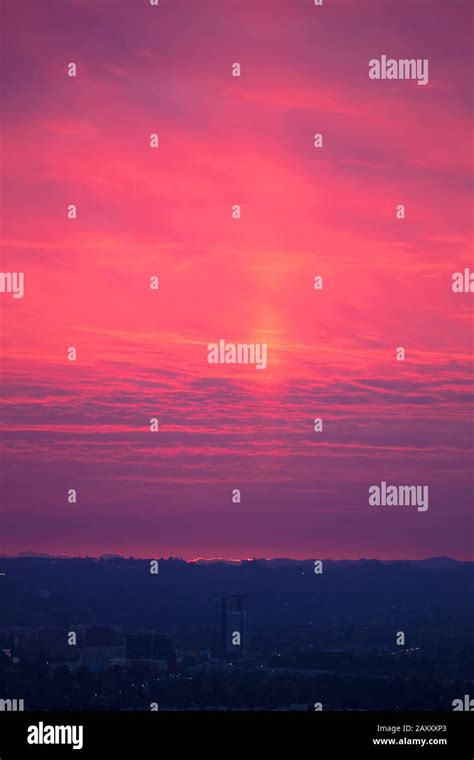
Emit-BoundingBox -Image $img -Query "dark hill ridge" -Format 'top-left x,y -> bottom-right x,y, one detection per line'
0,556 -> 471,642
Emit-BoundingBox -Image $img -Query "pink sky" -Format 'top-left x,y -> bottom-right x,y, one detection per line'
1,0 -> 473,559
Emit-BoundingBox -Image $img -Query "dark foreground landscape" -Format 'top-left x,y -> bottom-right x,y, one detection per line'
0,556 -> 472,711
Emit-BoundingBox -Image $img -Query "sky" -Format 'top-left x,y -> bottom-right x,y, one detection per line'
0,0 -> 473,560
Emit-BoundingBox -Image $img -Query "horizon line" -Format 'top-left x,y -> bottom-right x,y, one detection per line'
0,553 -> 471,563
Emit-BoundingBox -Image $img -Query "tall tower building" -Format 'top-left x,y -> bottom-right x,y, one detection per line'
222,595 -> 248,658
